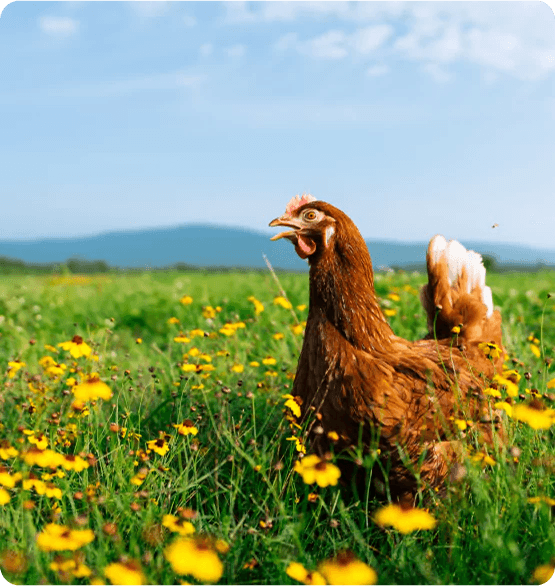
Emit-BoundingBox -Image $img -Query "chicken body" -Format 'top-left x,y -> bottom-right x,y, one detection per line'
270,197 -> 504,498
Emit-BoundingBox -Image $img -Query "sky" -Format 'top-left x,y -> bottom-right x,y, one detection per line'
0,1 -> 554,249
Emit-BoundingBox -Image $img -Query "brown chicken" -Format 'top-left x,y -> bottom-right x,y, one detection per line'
270,194 -> 504,499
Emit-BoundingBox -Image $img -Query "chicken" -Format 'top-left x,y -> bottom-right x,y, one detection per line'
269,194 -> 504,499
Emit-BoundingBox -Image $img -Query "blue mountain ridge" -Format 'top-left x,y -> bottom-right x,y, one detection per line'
0,224 -> 554,271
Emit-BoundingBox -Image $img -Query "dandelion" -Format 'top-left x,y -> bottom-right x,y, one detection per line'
72,376 -> 113,402
273,333 -> 285,340
104,560 -> 145,585
373,503 -> 437,534
180,295 -> 193,305
162,514 -> 196,536
451,325 -> 461,334
318,551 -> 377,586
291,323 -> 305,335
274,296 -> 292,309
294,455 -> 341,488
164,536 -> 223,583
173,419 -> 199,436
286,562 -> 326,585
248,296 -> 264,315
58,335 -> 92,358
262,356 -> 277,365
36,524 -> 95,552
478,341 -> 502,360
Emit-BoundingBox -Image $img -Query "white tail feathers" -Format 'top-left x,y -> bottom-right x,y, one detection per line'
428,235 -> 493,318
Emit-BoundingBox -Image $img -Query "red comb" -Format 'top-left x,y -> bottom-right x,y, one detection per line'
284,194 -> 317,215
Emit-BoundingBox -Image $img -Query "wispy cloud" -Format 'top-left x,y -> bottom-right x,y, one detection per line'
128,1 -> 170,18
225,44 -> 246,58
47,71 -> 206,100
39,16 -> 79,36
245,2 -> 555,81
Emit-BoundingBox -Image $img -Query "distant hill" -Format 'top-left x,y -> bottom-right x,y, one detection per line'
0,224 -> 554,272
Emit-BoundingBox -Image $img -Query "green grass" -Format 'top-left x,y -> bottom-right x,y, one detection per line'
0,269 -> 554,585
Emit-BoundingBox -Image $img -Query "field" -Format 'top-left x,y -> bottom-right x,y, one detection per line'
1,268 -> 554,585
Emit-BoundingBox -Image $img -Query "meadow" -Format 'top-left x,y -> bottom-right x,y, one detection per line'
0,267 -> 554,585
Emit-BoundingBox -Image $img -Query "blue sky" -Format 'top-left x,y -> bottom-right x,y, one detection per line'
1,1 -> 554,250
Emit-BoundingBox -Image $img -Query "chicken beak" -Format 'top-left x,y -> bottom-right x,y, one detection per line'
269,215 -> 302,241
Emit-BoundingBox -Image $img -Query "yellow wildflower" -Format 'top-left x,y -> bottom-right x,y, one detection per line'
0,443 -> 18,460
283,394 -> 302,418
248,296 -> 264,315
286,562 -> 326,585
60,454 -> 89,472
484,387 -> 502,398
512,402 -> 555,430
168,316 -> 180,324
23,430 -> 49,450
471,451 -> 496,466
104,560 -> 145,585
162,514 -> 196,536
273,332 -> 285,340
530,344 -> 541,358
180,295 -> 193,305
189,328 -> 205,338
291,323 -> 304,335
0,470 -> 22,488
36,524 -> 95,551
250,361 -> 260,367
231,364 -> 244,373
273,296 -> 292,309
7,360 -> 26,378
373,503 -> 437,534
262,356 -> 277,365
383,308 -> 396,317
147,437 -> 170,456
173,419 -> 199,436
50,556 -> 92,579
532,564 -> 554,584
478,341 -> 502,359
72,376 -> 112,402
164,536 -> 223,583
493,374 -> 518,397
174,334 -> 191,343
318,551 -> 377,585
58,335 -> 92,358
294,455 -> 341,487
287,436 -> 306,454
547,378 -> 555,389
0,488 -> 10,505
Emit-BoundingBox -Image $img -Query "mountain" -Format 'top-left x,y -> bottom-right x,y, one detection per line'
0,224 -> 554,271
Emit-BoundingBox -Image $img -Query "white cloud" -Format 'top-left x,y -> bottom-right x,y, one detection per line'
250,2 -> 555,81
47,71 -> 206,100
421,62 -> 451,83
225,44 -> 246,58
366,64 -> 390,77
183,14 -> 197,27
128,1 -> 170,18
302,30 -> 348,60
39,16 -> 79,36
199,43 -> 213,57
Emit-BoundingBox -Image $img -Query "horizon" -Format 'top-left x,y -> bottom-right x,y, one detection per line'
1,1 -> 554,248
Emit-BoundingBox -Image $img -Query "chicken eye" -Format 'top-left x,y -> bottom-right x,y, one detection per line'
303,210 -> 317,221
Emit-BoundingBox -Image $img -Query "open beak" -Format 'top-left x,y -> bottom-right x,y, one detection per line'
268,215 -> 303,241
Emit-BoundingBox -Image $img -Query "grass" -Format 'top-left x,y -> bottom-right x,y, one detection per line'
0,268 -> 554,585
